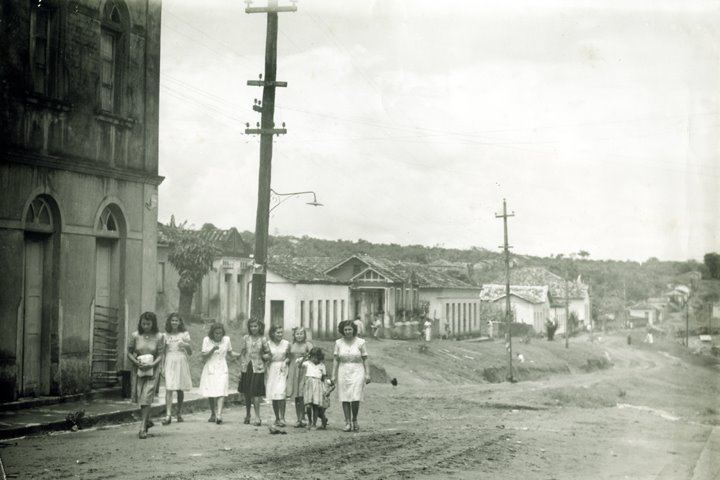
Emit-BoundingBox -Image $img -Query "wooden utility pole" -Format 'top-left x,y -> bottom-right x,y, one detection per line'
565,274 -> 570,349
245,0 -> 296,323
495,199 -> 515,382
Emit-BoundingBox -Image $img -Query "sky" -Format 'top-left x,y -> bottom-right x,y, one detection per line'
157,0 -> 720,263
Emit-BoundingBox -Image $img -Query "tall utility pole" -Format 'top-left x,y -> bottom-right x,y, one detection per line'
565,274 -> 570,349
245,0 -> 296,323
495,199 -> 515,383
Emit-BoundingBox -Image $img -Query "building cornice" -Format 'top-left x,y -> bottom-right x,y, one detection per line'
2,149 -> 164,186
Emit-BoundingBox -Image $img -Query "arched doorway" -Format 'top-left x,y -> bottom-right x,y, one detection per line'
20,196 -> 58,396
92,205 -> 125,387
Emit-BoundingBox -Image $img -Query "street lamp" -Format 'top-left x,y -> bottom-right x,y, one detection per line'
250,188 -> 323,323
269,189 -> 323,212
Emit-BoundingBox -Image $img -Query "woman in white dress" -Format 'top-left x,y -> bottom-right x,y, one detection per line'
265,325 -> 290,427
161,313 -> 192,425
199,323 -> 238,424
332,320 -> 371,432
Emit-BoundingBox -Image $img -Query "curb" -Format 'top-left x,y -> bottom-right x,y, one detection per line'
0,393 -> 240,440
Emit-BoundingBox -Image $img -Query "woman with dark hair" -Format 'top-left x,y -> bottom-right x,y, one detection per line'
127,311 -> 164,439
332,319 -> 371,432
265,325 -> 291,427
161,312 -> 192,425
238,318 -> 270,426
200,322 -> 237,424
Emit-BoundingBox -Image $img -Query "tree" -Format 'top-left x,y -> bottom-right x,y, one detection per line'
703,253 -> 720,279
166,224 -> 218,321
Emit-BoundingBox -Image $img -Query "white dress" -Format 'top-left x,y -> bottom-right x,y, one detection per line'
163,331 -> 193,390
265,339 -> 290,400
334,337 -> 368,402
199,336 -> 231,397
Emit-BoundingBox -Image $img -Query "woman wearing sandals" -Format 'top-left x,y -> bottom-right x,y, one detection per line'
161,312 -> 192,425
127,311 -> 165,439
238,318 -> 270,426
200,323 -> 238,424
286,327 -> 313,427
332,320 -> 371,432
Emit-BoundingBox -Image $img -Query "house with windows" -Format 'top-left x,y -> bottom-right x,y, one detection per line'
627,303 -> 659,326
491,267 -> 591,334
479,284 -> 551,333
0,0 -> 162,402
156,223 -> 253,325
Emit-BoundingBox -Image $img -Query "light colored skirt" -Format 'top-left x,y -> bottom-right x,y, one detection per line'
304,377 -> 324,406
337,362 -> 365,402
164,351 -> 192,391
265,361 -> 288,400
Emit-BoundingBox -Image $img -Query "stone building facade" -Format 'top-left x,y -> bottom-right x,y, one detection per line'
0,0 -> 162,402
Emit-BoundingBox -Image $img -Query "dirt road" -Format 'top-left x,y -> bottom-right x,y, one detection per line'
1,334 -> 718,479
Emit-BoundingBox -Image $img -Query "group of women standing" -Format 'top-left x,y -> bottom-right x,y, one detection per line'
126,312 -> 371,439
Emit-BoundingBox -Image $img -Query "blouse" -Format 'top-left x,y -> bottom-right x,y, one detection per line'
239,334 -> 270,373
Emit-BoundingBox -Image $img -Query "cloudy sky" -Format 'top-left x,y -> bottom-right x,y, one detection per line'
158,0 -> 719,262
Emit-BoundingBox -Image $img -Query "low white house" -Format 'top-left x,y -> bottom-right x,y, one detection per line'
479,284 -> 550,333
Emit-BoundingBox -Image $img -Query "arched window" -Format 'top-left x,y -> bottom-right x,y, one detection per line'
99,1 -> 129,113
97,206 -> 120,238
25,196 -> 54,233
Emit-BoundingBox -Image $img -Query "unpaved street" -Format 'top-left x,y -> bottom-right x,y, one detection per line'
1,334 -> 718,479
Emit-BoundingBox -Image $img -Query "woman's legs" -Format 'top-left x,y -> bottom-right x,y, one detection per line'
252,396 -> 262,424
272,400 -> 281,422
164,390 -> 174,418
244,393 -> 252,421
279,399 -> 286,424
207,397 -> 217,421
176,391 -> 185,419
342,401 -> 352,431
216,396 -> 225,422
294,397 -> 305,425
139,404 -> 151,437
351,401 -> 360,430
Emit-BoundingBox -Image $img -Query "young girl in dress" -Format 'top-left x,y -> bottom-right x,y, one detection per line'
318,377 -> 336,430
200,323 -> 238,424
266,325 -> 291,427
238,318 -> 270,426
303,347 -> 329,430
286,327 -> 313,427
161,313 -> 192,425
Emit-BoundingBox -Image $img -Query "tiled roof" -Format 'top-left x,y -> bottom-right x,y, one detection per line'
268,256 -> 345,284
491,267 -> 588,300
329,254 -> 477,290
157,223 -> 251,256
480,284 -> 549,304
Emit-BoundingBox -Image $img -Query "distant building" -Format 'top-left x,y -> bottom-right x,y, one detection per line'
627,303 -> 659,326
156,224 -> 252,325
479,284 -> 551,333
491,267 -> 591,334
0,1 -> 162,401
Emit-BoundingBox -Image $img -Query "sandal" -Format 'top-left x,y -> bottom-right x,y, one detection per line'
161,416 -> 172,426
294,421 -> 304,428
320,418 -> 328,429
253,419 -> 262,427
244,416 -> 251,425
138,430 -> 148,439
208,414 -> 216,423
353,421 -> 359,432
342,422 -> 352,432
176,415 -> 184,423
216,417 -> 223,425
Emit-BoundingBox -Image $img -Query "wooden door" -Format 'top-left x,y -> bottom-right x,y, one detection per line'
270,300 -> 284,329
22,237 -> 44,396
95,242 -> 112,308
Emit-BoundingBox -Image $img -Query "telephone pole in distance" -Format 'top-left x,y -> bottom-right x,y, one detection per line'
245,0 -> 296,323
496,199 -> 515,383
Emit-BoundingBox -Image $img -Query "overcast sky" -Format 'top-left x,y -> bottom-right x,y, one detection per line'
158,0 -> 719,263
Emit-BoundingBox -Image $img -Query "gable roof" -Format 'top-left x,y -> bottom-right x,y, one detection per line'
269,256 -> 347,284
491,266 -> 588,300
326,254 -> 477,290
480,284 -> 549,304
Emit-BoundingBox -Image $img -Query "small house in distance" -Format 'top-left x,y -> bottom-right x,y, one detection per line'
479,284 -> 550,333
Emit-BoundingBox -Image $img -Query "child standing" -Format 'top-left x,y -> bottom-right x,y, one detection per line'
302,347 -> 328,430
161,313 -> 192,425
200,323 -> 238,424
318,377 -> 336,429
286,327 -> 313,427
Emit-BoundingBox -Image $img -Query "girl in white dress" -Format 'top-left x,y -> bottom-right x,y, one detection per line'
200,323 -> 238,424
332,320 -> 371,432
161,313 -> 192,425
265,325 -> 290,427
